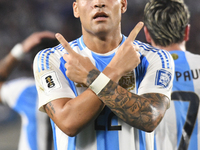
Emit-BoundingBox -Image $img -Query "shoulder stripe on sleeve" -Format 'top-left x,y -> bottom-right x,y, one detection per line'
134,40 -> 158,53
70,41 -> 78,49
37,44 -> 62,72
37,40 -> 80,72
134,40 -> 172,69
161,50 -> 170,69
37,50 -> 43,73
157,51 -> 166,68
37,48 -> 55,72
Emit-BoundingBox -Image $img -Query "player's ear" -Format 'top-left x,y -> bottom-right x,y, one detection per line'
184,24 -> 190,42
121,0 -> 127,14
73,1 -> 80,18
144,26 -> 152,43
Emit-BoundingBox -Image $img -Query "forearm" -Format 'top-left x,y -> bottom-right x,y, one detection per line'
86,69 -> 170,132
98,82 -> 169,132
45,89 -> 104,136
0,53 -> 19,81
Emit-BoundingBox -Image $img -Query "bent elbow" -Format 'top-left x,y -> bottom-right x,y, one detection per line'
64,130 -> 78,137
146,115 -> 165,132
138,115 -> 163,132
62,124 -> 80,137
139,123 -> 156,133
145,126 -> 156,133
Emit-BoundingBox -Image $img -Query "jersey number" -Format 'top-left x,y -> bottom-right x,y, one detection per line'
95,107 -> 122,131
171,91 -> 199,150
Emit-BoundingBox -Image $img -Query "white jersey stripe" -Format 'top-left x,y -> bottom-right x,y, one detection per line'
50,119 -> 58,150
77,36 -> 85,50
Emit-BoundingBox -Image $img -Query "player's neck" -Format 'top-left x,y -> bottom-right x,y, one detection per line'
82,30 -> 123,54
153,41 -> 186,52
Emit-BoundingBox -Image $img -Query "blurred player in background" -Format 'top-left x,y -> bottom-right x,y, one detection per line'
33,0 -> 174,150
0,31 -> 59,150
143,0 -> 200,149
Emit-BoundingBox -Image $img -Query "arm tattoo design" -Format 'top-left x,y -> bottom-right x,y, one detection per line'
45,102 -> 56,118
98,80 -> 170,131
86,69 -> 100,86
86,69 -> 169,131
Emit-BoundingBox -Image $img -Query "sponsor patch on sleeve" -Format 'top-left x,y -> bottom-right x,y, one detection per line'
155,69 -> 172,88
41,71 -> 61,94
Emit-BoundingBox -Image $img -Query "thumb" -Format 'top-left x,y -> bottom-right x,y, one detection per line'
126,22 -> 144,43
55,33 -> 77,56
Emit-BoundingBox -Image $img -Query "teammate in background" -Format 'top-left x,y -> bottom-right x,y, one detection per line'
143,0 -> 200,149
0,31 -> 59,150
33,0 -> 174,150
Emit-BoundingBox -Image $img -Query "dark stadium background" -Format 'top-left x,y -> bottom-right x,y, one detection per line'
0,0 -> 199,149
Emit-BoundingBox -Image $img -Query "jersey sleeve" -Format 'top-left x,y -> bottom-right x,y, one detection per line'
137,48 -> 175,99
33,48 -> 76,112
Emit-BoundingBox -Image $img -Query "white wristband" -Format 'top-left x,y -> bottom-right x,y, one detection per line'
10,43 -> 25,60
89,72 -> 110,95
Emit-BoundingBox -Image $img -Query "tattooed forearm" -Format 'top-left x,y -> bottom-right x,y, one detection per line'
45,102 -> 56,118
98,80 -> 170,132
86,69 -> 169,131
86,69 -> 100,86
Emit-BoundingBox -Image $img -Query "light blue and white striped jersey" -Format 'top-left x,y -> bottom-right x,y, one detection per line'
33,35 -> 174,150
154,50 -> 200,150
0,77 -> 51,150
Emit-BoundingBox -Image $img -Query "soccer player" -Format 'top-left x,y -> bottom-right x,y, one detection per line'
0,31 -> 58,150
143,0 -> 200,149
33,0 -> 174,150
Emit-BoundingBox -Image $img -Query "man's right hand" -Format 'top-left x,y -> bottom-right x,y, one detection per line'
55,33 -> 97,85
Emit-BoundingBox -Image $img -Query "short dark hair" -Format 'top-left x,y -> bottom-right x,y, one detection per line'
144,0 -> 190,46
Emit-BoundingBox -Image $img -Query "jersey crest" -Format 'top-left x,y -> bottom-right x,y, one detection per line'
118,71 -> 135,91
155,69 -> 172,88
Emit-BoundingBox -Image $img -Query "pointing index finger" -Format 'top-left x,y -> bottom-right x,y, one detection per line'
55,33 -> 76,55
127,22 -> 144,42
